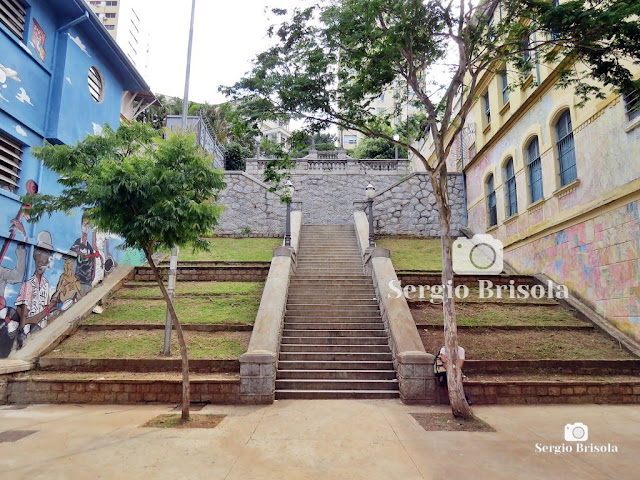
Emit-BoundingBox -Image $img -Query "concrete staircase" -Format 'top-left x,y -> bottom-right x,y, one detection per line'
276,225 -> 399,399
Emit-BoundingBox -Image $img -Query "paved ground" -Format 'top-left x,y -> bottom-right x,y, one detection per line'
1,400 -> 638,479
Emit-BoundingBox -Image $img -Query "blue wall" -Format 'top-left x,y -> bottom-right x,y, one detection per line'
0,0 -> 146,358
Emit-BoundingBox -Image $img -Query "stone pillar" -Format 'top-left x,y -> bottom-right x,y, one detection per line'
239,351 -> 277,404
397,351 -> 437,404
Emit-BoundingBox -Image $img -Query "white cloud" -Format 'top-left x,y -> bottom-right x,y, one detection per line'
15,125 -> 27,137
15,87 -> 33,105
0,92 -> 8,103
67,33 -> 91,58
92,122 -> 104,135
65,76 -> 73,85
0,63 -> 21,84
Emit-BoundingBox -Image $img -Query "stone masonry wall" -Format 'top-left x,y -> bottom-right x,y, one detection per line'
217,170 -> 467,235
369,173 -> 466,237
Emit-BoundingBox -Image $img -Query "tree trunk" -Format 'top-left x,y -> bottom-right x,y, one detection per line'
144,249 -> 190,421
433,170 -> 473,419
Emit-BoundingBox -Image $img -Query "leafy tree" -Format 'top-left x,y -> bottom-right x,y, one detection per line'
289,131 -> 337,158
224,0 -> 640,417
225,141 -> 252,170
23,123 -> 226,421
352,136 -> 407,159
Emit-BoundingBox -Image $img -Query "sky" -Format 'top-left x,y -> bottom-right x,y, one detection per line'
142,0 -> 300,105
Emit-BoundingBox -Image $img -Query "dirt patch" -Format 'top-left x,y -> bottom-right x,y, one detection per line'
411,303 -> 585,327
420,328 -> 635,360
142,414 -> 226,429
410,413 -> 495,432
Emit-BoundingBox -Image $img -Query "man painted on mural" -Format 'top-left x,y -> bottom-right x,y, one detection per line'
70,214 -> 98,295
50,258 -> 83,312
15,231 -> 57,334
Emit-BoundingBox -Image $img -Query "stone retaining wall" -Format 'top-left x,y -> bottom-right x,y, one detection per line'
449,382 -> 640,405
6,378 -> 239,404
365,173 -> 466,237
134,263 -> 270,282
37,358 -> 240,373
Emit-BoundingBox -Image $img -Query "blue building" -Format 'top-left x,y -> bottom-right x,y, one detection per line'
0,0 -> 154,357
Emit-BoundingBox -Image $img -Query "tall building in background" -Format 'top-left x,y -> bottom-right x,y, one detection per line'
87,0 -> 150,77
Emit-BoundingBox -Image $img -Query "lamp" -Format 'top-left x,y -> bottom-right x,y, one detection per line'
393,134 -> 400,160
365,183 -> 376,247
284,180 -> 294,247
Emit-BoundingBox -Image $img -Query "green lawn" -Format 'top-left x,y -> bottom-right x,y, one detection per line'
411,303 -> 586,327
85,295 -> 260,325
116,282 -> 263,300
160,238 -> 281,262
47,330 -> 250,359
376,237 -> 442,271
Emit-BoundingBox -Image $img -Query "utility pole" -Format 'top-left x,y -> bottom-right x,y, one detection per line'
164,0 -> 197,356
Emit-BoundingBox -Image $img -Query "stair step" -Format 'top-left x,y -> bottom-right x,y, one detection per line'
279,352 -> 393,361
275,390 -> 400,400
283,329 -> 387,337
281,336 -> 388,345
286,306 -> 380,313
287,300 -> 379,307
277,369 -> 397,380
287,294 -> 377,300
275,379 -> 398,391
284,323 -> 384,330
284,316 -> 383,323
278,360 -> 395,370
280,344 -> 391,353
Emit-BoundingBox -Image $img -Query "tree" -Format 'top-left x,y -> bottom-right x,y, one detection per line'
224,141 -> 252,170
23,123 -> 226,421
352,136 -> 407,159
224,0 -> 640,417
289,131 -> 337,158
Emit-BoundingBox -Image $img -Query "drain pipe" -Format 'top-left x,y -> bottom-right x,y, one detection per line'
460,120 -> 469,227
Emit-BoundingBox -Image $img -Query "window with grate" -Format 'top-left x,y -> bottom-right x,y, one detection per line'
0,0 -> 27,40
88,66 -> 104,102
504,157 -> 518,217
527,137 -> 543,203
486,174 -> 497,227
624,89 -> 639,122
0,132 -> 22,193
555,110 -> 577,186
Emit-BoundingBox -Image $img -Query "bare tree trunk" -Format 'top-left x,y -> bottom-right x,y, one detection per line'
433,170 -> 473,419
144,250 -> 190,421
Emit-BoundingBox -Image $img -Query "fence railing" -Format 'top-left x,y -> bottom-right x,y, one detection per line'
245,156 -> 411,174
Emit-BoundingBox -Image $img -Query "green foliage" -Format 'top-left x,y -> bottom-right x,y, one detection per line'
352,137 -> 407,159
223,0 -> 640,170
224,141 -> 252,171
23,122 -> 226,256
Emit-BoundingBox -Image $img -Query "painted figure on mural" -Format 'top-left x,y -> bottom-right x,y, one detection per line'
0,306 -> 21,358
50,258 -> 82,312
70,214 -> 98,295
15,231 -> 58,347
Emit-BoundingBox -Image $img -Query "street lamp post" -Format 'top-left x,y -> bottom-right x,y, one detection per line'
366,183 -> 376,247
164,0 -> 197,356
284,180 -> 294,247
393,134 -> 400,160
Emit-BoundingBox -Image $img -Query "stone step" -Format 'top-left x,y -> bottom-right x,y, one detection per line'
277,360 -> 395,370
281,336 -> 388,345
296,261 -> 363,266
287,289 -> 376,296
282,329 -> 387,338
284,315 -> 383,323
287,299 -> 379,307
280,344 -> 391,353
275,379 -> 399,391
276,369 -> 397,380
279,352 -> 393,361
295,269 -> 365,275
286,305 -> 380,313
284,322 -> 384,330
287,293 -> 377,300
275,389 -> 400,400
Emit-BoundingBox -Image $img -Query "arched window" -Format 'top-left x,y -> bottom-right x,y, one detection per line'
504,158 -> 518,217
527,137 -> 543,203
556,110 -> 577,186
486,174 -> 497,227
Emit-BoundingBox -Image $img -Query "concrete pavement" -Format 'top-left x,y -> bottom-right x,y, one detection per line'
1,400 -> 638,479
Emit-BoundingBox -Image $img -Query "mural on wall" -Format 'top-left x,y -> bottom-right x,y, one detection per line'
506,200 -> 640,342
0,179 -> 141,358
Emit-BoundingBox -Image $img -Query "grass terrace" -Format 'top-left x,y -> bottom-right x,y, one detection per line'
160,238 -> 282,262
377,237 -> 442,271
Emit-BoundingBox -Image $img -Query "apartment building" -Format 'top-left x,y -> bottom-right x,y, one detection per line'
87,0 -> 149,77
